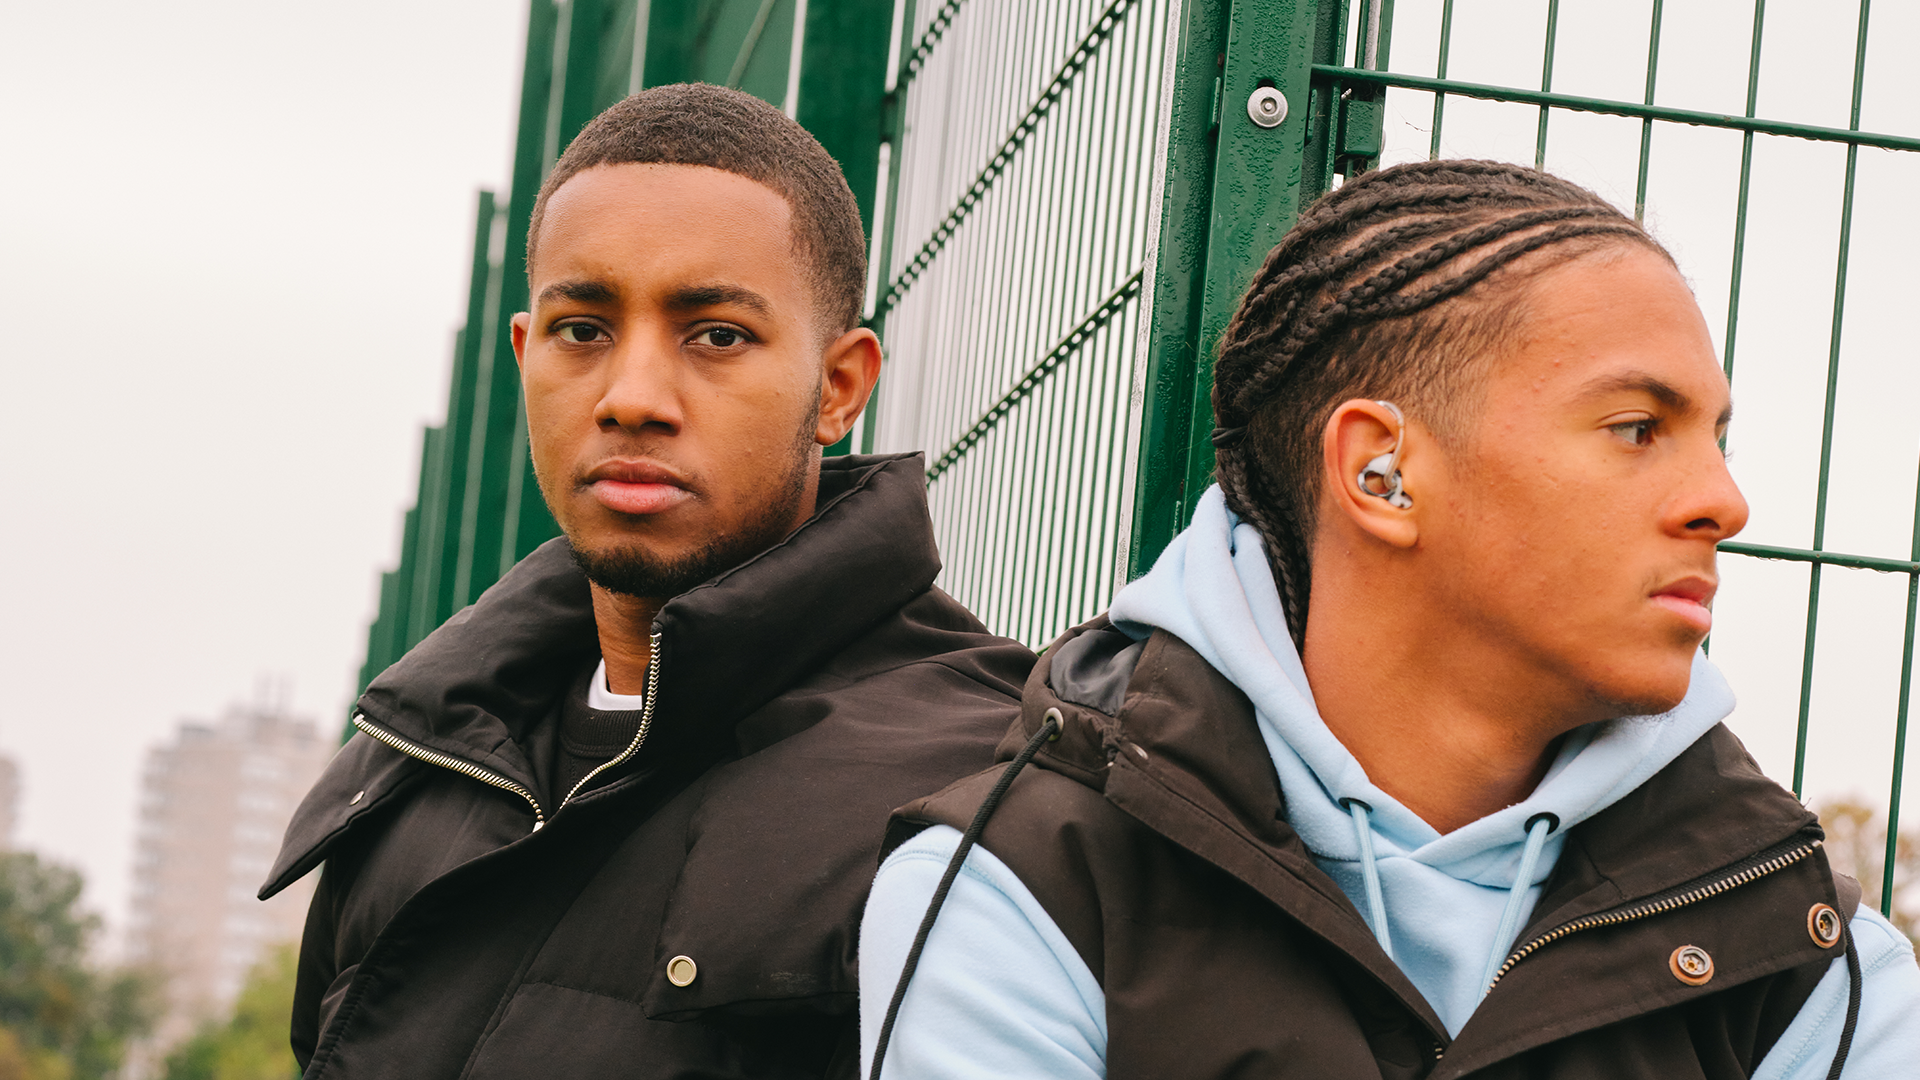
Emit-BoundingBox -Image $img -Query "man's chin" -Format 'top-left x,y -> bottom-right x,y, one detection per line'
568,538 -> 737,601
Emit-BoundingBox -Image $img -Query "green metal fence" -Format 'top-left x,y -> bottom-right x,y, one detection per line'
362,0 -> 1916,919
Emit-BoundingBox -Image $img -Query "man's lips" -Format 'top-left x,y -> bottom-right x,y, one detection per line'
582,460 -> 693,516
1650,576 -> 1716,633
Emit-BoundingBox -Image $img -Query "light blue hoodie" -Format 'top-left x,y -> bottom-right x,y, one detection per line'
861,485 -> 1920,1079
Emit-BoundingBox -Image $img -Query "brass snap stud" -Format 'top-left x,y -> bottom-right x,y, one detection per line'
666,955 -> 698,987
1808,903 -> 1842,948
1669,945 -> 1714,986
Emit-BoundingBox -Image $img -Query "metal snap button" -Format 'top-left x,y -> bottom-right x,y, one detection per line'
666,955 -> 698,987
349,790 -> 365,805
1808,903 -> 1842,948
1669,945 -> 1714,986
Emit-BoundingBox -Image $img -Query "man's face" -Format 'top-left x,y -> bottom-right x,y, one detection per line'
513,163 -> 833,599
1422,246 -> 1748,718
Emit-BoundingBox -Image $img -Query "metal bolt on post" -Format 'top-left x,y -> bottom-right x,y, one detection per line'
1247,85 -> 1287,128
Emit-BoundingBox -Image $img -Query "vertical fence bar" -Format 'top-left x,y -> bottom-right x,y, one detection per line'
436,191 -> 496,624
457,0 -> 559,603
1533,0 -> 1559,169
1721,0 -> 1766,381
1632,0 -> 1663,222
1793,0 -> 1872,794
1427,0 -> 1453,159
1125,0 -> 1227,575
1175,0 -> 1327,525
1892,501 -> 1917,915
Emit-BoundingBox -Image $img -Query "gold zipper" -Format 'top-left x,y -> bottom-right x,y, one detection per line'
352,712 -> 547,830
351,632 -> 665,834
1485,836 -> 1821,993
560,632 -> 663,809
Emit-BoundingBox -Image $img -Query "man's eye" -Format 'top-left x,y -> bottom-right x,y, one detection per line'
557,324 -> 605,344
1609,419 -> 1656,446
694,327 -> 744,348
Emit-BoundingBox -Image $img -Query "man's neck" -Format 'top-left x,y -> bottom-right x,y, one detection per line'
590,583 -> 664,695
1300,568 -> 1600,836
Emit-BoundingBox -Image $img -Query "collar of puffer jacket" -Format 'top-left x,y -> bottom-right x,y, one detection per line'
261,452 -> 941,897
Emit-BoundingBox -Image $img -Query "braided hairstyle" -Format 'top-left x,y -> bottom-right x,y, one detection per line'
1211,159 -> 1672,647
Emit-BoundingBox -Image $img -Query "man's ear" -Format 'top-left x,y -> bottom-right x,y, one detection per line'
1322,398 -> 1421,549
815,327 -> 883,446
510,312 -> 531,371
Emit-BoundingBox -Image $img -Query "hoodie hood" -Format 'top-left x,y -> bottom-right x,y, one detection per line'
1108,484 -> 1735,1033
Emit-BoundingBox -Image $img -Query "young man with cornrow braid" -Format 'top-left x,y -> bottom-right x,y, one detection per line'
860,160 -> 1920,1078
259,85 -> 1034,1079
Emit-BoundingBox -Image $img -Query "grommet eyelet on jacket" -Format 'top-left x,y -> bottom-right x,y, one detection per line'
1808,903 -> 1842,948
1669,945 -> 1714,986
666,955 -> 698,987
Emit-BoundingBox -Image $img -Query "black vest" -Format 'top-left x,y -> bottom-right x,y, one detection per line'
893,621 -> 1857,1079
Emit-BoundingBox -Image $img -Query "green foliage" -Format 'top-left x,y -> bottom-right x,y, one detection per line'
160,945 -> 299,1080
0,852 -> 153,1080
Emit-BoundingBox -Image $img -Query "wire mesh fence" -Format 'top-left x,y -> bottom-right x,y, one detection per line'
865,0 -> 1174,646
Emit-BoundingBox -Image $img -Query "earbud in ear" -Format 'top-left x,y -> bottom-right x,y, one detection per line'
1359,454 -> 1412,508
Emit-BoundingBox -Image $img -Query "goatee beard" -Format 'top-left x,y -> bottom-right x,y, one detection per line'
567,412 -> 819,601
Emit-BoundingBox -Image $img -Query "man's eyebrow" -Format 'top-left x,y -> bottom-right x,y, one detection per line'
537,279 -> 620,306
1580,371 -> 1733,426
665,283 -> 774,319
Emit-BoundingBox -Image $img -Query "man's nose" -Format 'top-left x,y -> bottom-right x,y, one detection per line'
594,339 -> 682,433
1677,442 -> 1749,542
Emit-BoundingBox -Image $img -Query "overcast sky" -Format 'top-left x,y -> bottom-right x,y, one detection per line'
1,0 -> 1914,940
0,0 -> 527,937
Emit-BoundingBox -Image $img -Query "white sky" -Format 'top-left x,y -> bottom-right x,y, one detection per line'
1,0 -> 1913,939
0,0 -> 527,935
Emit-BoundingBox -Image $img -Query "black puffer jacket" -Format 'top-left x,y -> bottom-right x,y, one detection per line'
263,454 -> 1033,1079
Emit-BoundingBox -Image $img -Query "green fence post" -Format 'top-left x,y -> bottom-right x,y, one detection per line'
504,0 -> 611,567
457,0 -> 560,598
436,191 -> 497,624
407,425 -> 449,645
1125,0 -> 1331,577
392,502 -> 423,654
1124,0 -> 1231,577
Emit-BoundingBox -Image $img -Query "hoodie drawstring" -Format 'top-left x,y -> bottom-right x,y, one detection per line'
1344,801 -> 1559,991
1342,799 -> 1394,961
1480,812 -> 1558,995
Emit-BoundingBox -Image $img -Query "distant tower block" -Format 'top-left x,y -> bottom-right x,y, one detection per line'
0,755 -> 17,849
125,704 -> 333,1049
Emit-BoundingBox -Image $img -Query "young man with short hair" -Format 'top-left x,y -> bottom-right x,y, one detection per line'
262,84 -> 1033,1079
862,160 -> 1920,1078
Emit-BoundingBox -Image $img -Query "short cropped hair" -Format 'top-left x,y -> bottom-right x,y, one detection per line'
528,83 -> 868,334
1211,160 -> 1672,645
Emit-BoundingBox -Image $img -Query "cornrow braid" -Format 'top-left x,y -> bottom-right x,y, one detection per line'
1209,160 -> 1670,646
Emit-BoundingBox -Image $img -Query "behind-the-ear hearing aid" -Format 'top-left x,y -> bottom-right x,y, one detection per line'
1357,401 -> 1412,509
